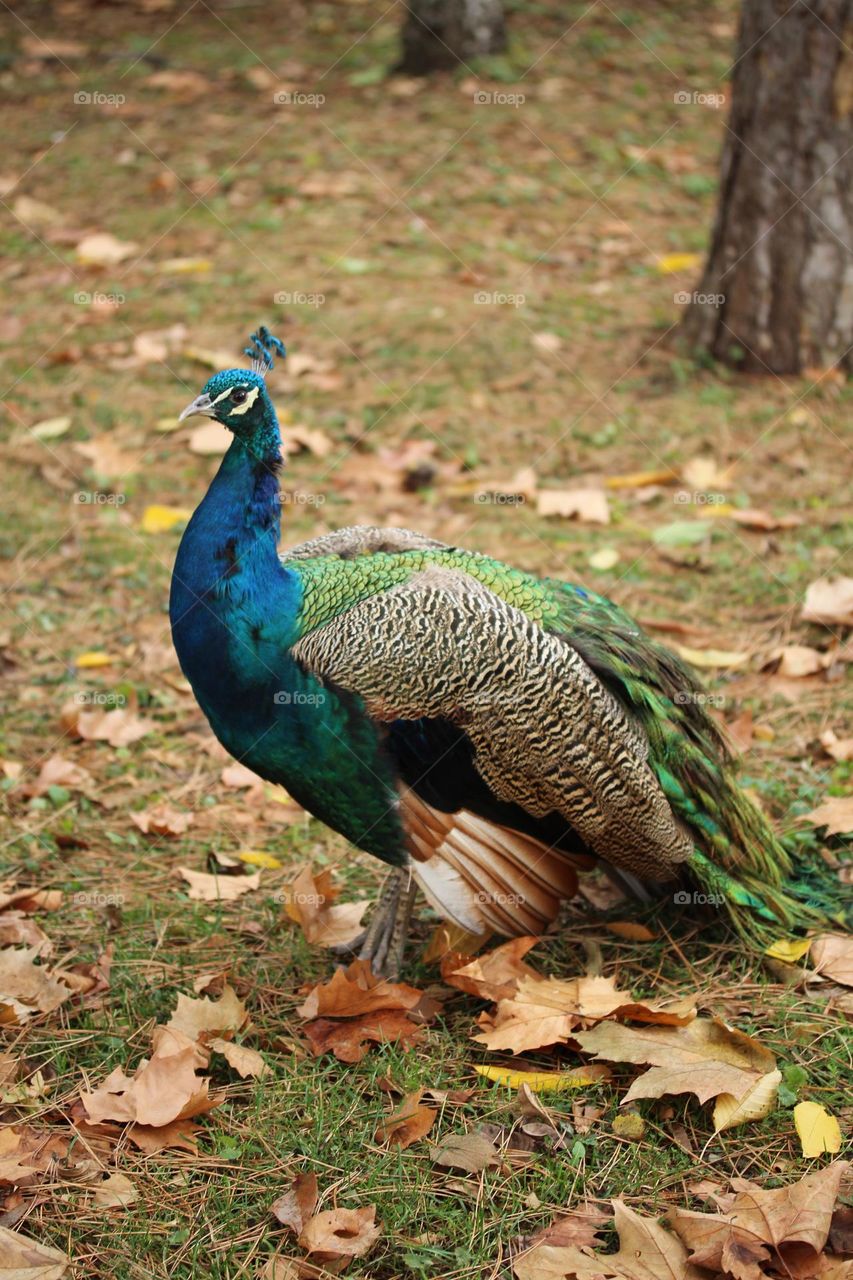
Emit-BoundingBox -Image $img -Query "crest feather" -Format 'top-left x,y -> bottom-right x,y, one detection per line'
243,326 -> 286,377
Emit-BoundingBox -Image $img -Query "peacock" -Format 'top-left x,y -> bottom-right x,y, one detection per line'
170,327 -> 832,975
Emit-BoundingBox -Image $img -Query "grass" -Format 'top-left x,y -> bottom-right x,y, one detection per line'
1,0 -> 851,1275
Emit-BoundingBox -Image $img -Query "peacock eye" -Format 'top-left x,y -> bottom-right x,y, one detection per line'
231,388 -> 248,405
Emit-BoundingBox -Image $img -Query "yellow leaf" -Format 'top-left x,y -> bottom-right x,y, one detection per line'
75,651 -> 116,668
713,1068 -> 781,1132
674,645 -> 750,670
236,850 -> 282,870
30,415 -> 72,440
140,504 -> 192,533
793,1101 -> 842,1156
656,252 -> 702,274
474,1064 -> 609,1092
156,257 -> 213,274
605,468 -> 677,488
764,937 -> 812,964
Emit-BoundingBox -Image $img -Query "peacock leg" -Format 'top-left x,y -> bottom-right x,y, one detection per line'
358,867 -> 416,978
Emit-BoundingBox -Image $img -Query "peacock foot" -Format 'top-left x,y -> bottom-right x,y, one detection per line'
356,867 -> 416,980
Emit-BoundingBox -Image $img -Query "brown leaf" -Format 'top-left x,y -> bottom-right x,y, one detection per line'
272,1172 -> 319,1233
176,866 -> 261,901
430,1131 -> 500,1173
131,805 -> 193,837
62,700 -> 153,748
73,434 -> 140,479
0,913 -> 52,954
296,960 -> 427,1020
669,1161 -> 849,1280
283,866 -> 369,949
526,1202 -> 610,1253
726,508 -> 803,531
75,233 -> 138,267
80,1026 -> 222,1128
803,796 -> 853,836
220,760 -> 264,790
375,1088 -> 436,1149
0,947 -> 73,1021
302,1010 -> 425,1063
0,1226 -> 69,1279
575,1016 -> 775,1107
0,886 -> 63,914
811,934 -> 853,987
298,1205 -> 381,1264
208,1039 -> 268,1078
442,936 -> 540,1001
802,577 -> 853,628
26,754 -> 94,798
537,487 -> 610,524
764,645 -> 833,678
820,729 -> 853,762
166,984 -> 249,1043
92,1172 -> 138,1210
515,1199 -> 704,1280
125,1118 -> 200,1154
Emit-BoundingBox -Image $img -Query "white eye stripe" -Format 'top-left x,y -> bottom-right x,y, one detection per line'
229,385 -> 260,416
211,386 -> 234,405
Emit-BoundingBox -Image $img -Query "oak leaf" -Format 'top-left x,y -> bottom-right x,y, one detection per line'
302,1010 -> 425,1063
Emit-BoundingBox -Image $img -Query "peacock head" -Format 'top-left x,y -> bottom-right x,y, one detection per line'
178,327 -> 286,446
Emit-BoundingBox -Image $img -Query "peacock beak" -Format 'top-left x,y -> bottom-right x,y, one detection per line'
179,393 -> 215,421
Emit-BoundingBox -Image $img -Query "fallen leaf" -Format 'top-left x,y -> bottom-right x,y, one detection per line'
166,984 -> 249,1042
296,960 -> 426,1020
681,456 -> 733,490
0,947 -> 73,1021
442,936 -> 540,1001
537,488 -> 610,524
668,1160 -> 848,1279
131,805 -> 192,837
765,937 -> 812,964
375,1088 -> 436,1148
0,886 -> 63,914
764,644 -> 832,678
0,911 -> 52,953
516,1198 -> 703,1280
576,1016 -> 775,1108
92,1172 -> 138,1209
803,798 -> 853,837
176,867 -> 261,902
62,700 -> 153,748
125,1118 -> 200,1154
612,1111 -> 645,1140
298,1205 -> 381,1266
208,1038 -> 269,1078
532,331 -> 562,353
673,644 -> 750,670
604,921 -> 656,942
0,1226 -> 68,1278
430,1131 -> 500,1173
26,754 -> 93,798
80,1026 -> 221,1128
272,1171 -> 318,1232
810,934 -> 853,986
474,1065 -> 611,1092
140,505 -> 191,533
588,548 -> 620,571
725,507 -> 803,531
75,232 -> 139,266
606,468 -> 677,488
794,1101 -> 843,1157
73,435 -> 140,480
30,416 -> 71,441
820,729 -> 853,762
713,1068 -> 781,1132
283,866 -> 368,949
802,577 -> 853,628
302,1010 -> 426,1063
73,651 -> 115,669
12,195 -> 63,227
236,850 -> 282,869
657,251 -> 702,273
220,760 -> 263,790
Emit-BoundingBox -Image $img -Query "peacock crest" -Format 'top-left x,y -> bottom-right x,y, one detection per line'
243,325 -> 286,377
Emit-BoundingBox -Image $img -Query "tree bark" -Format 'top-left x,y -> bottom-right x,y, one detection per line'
398,0 -> 506,75
681,0 -> 853,374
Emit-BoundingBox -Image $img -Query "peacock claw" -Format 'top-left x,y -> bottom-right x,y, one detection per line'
357,867 -> 416,980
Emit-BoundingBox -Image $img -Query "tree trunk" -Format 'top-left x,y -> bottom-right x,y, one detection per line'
682,0 -> 853,374
398,0 -> 506,75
